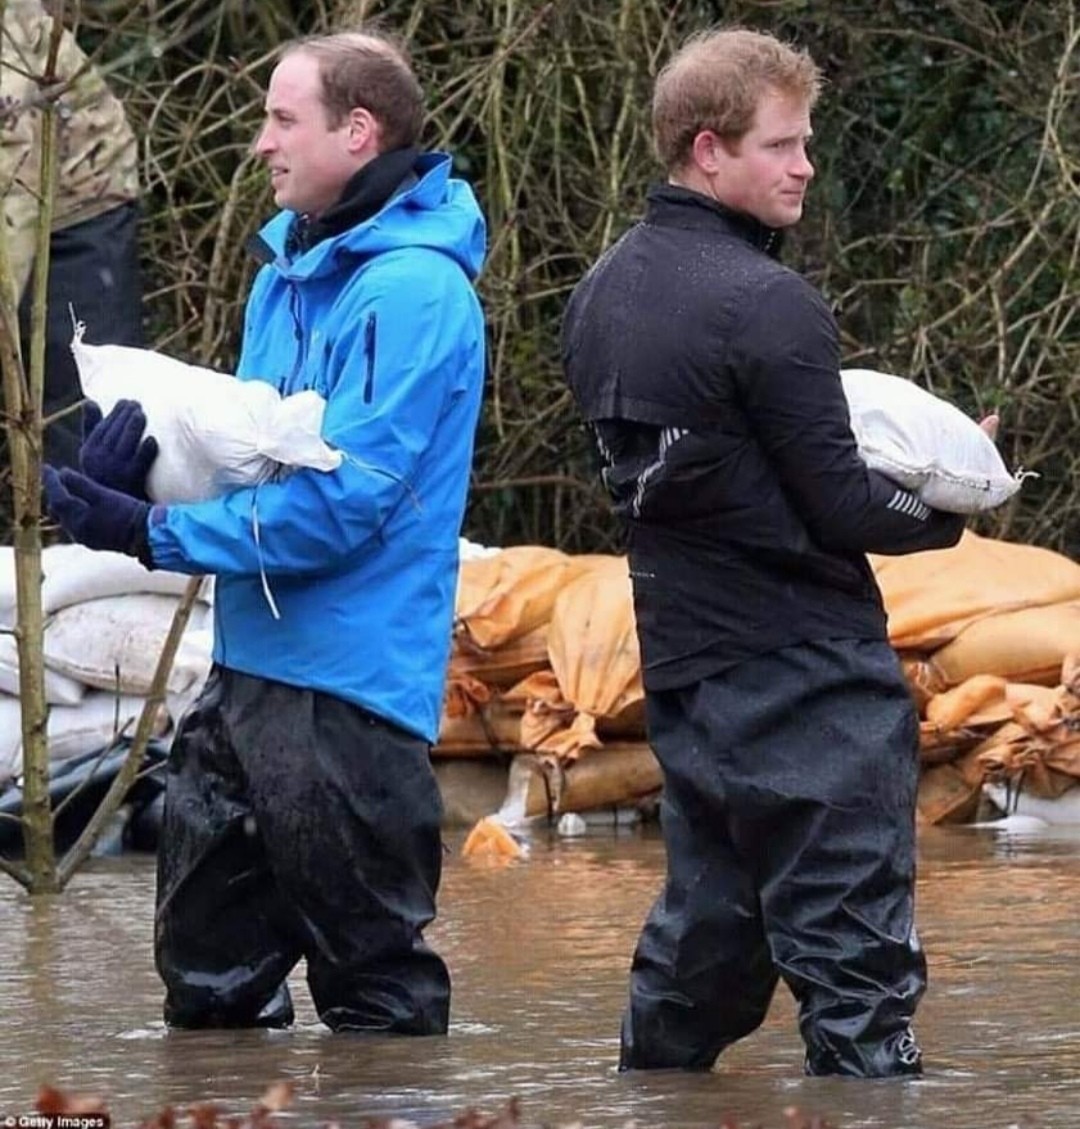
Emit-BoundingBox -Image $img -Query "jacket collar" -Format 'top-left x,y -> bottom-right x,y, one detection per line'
284,146 -> 421,257
246,151 -> 440,271
644,183 -> 784,258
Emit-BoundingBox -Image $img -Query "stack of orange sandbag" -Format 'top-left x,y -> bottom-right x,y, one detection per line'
440,529 -> 1080,828
437,548 -> 660,821
871,530 -> 1080,824
441,545 -> 586,754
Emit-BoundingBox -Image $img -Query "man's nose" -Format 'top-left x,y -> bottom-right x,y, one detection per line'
252,124 -> 274,157
794,147 -> 814,180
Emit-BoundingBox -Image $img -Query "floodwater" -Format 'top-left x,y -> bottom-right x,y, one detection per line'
1,822 -> 1079,1128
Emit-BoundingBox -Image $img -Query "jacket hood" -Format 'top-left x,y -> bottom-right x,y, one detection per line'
256,152 -> 486,281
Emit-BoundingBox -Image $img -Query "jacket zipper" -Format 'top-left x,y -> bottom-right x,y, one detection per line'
363,313 -> 377,403
287,283 -> 305,390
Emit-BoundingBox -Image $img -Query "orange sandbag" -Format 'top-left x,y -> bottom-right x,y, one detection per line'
455,546 -> 590,650
919,680 -> 1059,765
509,668 -> 584,754
916,762 -> 982,824
930,603 -> 1080,687
516,556 -> 644,761
447,624 -> 550,691
973,670 -> 1080,795
435,694 -> 525,756
500,744 -> 663,820
899,654 -> 948,713
924,674 -> 1008,731
461,816 -> 527,862
871,530 -> 1080,650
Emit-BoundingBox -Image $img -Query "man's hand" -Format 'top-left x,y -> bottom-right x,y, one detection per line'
80,399 -> 159,500
43,466 -> 153,565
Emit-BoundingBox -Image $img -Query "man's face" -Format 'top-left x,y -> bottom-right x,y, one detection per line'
253,51 -> 359,218
710,87 -> 815,228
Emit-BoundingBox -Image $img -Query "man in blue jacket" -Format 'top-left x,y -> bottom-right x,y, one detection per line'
43,30 -> 487,1034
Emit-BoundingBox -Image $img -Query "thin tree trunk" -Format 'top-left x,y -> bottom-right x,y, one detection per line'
0,0 -> 62,892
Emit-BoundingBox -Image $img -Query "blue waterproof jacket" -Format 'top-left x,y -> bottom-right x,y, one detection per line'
147,153 -> 487,741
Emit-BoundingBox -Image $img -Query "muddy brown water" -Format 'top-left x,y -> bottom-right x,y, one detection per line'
1,822 -> 1079,1128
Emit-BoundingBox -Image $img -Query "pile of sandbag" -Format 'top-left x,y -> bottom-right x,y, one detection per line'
444,530 -> 1080,828
443,546 -> 660,823
0,544 -> 213,789
871,530 -> 1080,824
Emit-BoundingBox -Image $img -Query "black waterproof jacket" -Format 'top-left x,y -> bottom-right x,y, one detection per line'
562,185 -> 965,690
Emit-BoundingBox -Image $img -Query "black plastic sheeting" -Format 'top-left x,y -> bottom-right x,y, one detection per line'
0,739 -> 168,860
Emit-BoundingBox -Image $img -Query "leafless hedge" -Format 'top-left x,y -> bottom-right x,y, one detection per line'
74,0 -> 1080,555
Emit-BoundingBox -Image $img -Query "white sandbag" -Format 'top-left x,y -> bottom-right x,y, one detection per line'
983,781 -> 1080,826
0,546 -> 15,630
4,692 -> 170,780
71,326 -> 342,504
841,368 -> 1028,513
43,593 -> 212,697
0,635 -> 87,705
0,542 -> 209,629
42,692 -> 169,765
0,694 -> 24,786
41,542 -> 204,613
459,537 -> 502,562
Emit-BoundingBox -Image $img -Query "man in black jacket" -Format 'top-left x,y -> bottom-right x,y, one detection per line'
562,27 -> 971,1077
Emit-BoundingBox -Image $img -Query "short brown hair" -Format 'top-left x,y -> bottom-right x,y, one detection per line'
652,27 -> 822,172
284,30 -> 425,151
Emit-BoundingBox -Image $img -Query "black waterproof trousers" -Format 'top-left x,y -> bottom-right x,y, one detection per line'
154,666 -> 450,1034
621,638 -> 925,1076
20,201 -> 144,471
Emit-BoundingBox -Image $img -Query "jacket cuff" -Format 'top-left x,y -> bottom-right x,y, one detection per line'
133,504 -> 166,570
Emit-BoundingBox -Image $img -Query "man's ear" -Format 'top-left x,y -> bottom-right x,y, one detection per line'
345,107 -> 380,153
690,129 -> 736,175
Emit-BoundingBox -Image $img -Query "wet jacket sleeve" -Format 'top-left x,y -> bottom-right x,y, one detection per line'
147,258 -> 477,576
730,274 -> 965,556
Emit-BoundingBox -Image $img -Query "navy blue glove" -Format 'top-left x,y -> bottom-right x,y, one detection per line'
43,466 -> 154,566
79,399 -> 159,500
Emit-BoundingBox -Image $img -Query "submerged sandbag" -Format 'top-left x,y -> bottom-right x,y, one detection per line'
461,816 -> 527,862
499,743 -> 662,822
917,762 -> 983,825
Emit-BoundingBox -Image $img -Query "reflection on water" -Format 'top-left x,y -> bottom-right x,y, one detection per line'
2,823 -> 1080,1127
